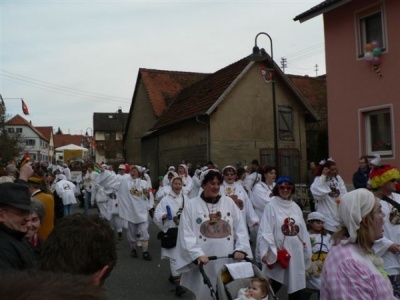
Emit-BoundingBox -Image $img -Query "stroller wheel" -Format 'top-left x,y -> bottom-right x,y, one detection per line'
175,285 -> 186,296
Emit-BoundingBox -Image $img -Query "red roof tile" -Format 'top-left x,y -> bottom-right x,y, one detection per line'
288,74 -> 327,123
53,134 -> 84,148
35,126 -> 53,141
6,115 -> 48,141
151,58 -> 250,129
140,69 -> 209,117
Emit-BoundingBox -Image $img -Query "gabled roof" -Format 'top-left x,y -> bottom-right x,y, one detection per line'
151,58 -> 250,130
151,56 -> 320,130
93,112 -> 129,132
140,69 -> 209,118
294,0 -> 351,22
288,74 -> 327,123
36,126 -> 53,141
6,114 -> 48,141
53,134 -> 84,148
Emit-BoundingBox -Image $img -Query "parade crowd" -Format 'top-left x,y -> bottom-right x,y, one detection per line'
0,154 -> 399,300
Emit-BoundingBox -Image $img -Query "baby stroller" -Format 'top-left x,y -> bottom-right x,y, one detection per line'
199,255 -> 278,300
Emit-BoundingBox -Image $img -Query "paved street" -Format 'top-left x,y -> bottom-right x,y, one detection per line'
76,205 -> 317,300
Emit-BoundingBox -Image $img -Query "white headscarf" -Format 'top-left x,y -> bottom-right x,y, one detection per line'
338,188 -> 375,243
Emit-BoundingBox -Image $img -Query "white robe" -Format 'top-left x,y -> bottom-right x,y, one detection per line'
251,182 -> 274,220
96,171 -> 153,224
176,195 -> 253,299
220,182 -> 259,228
257,196 -> 311,294
310,175 -> 347,232
154,191 -> 185,260
55,179 -> 77,205
373,193 -> 400,275
180,174 -> 193,196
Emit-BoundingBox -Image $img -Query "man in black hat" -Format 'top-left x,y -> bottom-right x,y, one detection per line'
0,182 -> 35,271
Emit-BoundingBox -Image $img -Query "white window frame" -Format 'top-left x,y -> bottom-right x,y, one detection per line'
359,104 -> 394,157
355,3 -> 387,58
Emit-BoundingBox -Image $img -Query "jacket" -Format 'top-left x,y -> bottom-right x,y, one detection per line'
0,223 -> 36,271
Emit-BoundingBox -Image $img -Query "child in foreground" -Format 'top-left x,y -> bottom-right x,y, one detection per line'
235,277 -> 269,300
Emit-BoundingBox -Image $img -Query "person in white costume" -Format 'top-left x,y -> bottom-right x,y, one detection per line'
304,212 -> 332,299
220,165 -> 259,230
154,176 -> 186,297
82,166 -> 98,216
245,159 -> 261,193
92,165 -> 123,241
310,158 -> 347,233
95,164 -> 154,261
55,174 -> 77,216
175,169 -> 253,300
177,164 -> 193,196
258,176 -> 311,299
156,171 -> 176,202
251,166 -> 277,220
141,167 -> 152,188
370,165 -> 400,298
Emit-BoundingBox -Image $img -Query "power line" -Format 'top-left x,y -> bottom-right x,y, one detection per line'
0,69 -> 130,103
3,76 -> 130,105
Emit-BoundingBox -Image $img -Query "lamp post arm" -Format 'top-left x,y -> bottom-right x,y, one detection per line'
255,32 -> 274,60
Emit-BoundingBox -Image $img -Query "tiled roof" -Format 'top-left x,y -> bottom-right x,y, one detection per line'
53,134 -> 84,148
288,75 -> 327,123
93,112 -> 129,132
140,69 -> 209,118
151,58 -> 250,130
35,126 -> 53,140
294,0 -> 350,22
6,115 -> 48,141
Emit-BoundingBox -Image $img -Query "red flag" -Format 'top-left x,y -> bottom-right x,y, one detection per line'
21,99 -> 29,115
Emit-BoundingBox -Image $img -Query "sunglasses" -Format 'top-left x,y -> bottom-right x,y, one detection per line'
278,185 -> 293,191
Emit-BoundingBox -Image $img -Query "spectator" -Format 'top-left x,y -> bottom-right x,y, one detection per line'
27,175 -> 54,241
25,199 -> 46,258
0,182 -> 35,270
352,156 -> 371,189
38,213 -> 117,286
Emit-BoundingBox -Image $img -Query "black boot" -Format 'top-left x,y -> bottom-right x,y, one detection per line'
175,285 -> 186,296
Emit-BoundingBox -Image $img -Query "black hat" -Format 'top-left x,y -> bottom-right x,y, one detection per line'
0,182 -> 32,211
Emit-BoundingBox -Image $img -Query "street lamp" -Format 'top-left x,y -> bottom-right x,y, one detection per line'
247,32 -> 279,174
85,127 -> 94,161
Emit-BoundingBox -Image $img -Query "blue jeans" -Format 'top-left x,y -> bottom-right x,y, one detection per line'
63,204 -> 72,216
84,191 -> 92,216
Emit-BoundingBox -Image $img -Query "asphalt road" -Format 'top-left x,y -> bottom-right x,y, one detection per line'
76,205 -> 317,300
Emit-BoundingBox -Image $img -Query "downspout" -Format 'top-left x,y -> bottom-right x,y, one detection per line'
196,115 -> 210,162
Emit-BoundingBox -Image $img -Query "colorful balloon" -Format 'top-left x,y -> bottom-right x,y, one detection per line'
365,43 -> 373,52
371,56 -> 381,66
372,47 -> 382,56
364,51 -> 374,61
371,40 -> 380,48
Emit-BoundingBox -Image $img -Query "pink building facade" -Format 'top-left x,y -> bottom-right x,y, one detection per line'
295,0 -> 400,184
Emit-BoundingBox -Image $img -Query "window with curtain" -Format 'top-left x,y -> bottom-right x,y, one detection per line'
366,109 -> 392,155
357,5 -> 386,57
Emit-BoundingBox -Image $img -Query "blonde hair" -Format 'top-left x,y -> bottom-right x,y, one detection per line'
331,198 -> 377,254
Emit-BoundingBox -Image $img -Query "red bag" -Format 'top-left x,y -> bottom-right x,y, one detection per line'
277,249 -> 291,269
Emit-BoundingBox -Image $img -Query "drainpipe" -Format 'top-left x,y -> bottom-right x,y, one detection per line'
196,115 -> 210,162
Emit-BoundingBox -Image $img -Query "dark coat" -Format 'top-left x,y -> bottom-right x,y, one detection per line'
0,223 -> 36,271
352,167 -> 371,189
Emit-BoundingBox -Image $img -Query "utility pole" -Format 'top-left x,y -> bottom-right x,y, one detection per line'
314,64 -> 319,77
280,57 -> 287,73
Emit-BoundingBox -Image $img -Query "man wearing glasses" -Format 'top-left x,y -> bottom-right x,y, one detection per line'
0,182 -> 35,270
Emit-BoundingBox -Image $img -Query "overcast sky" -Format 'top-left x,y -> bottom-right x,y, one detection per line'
0,0 -> 324,135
